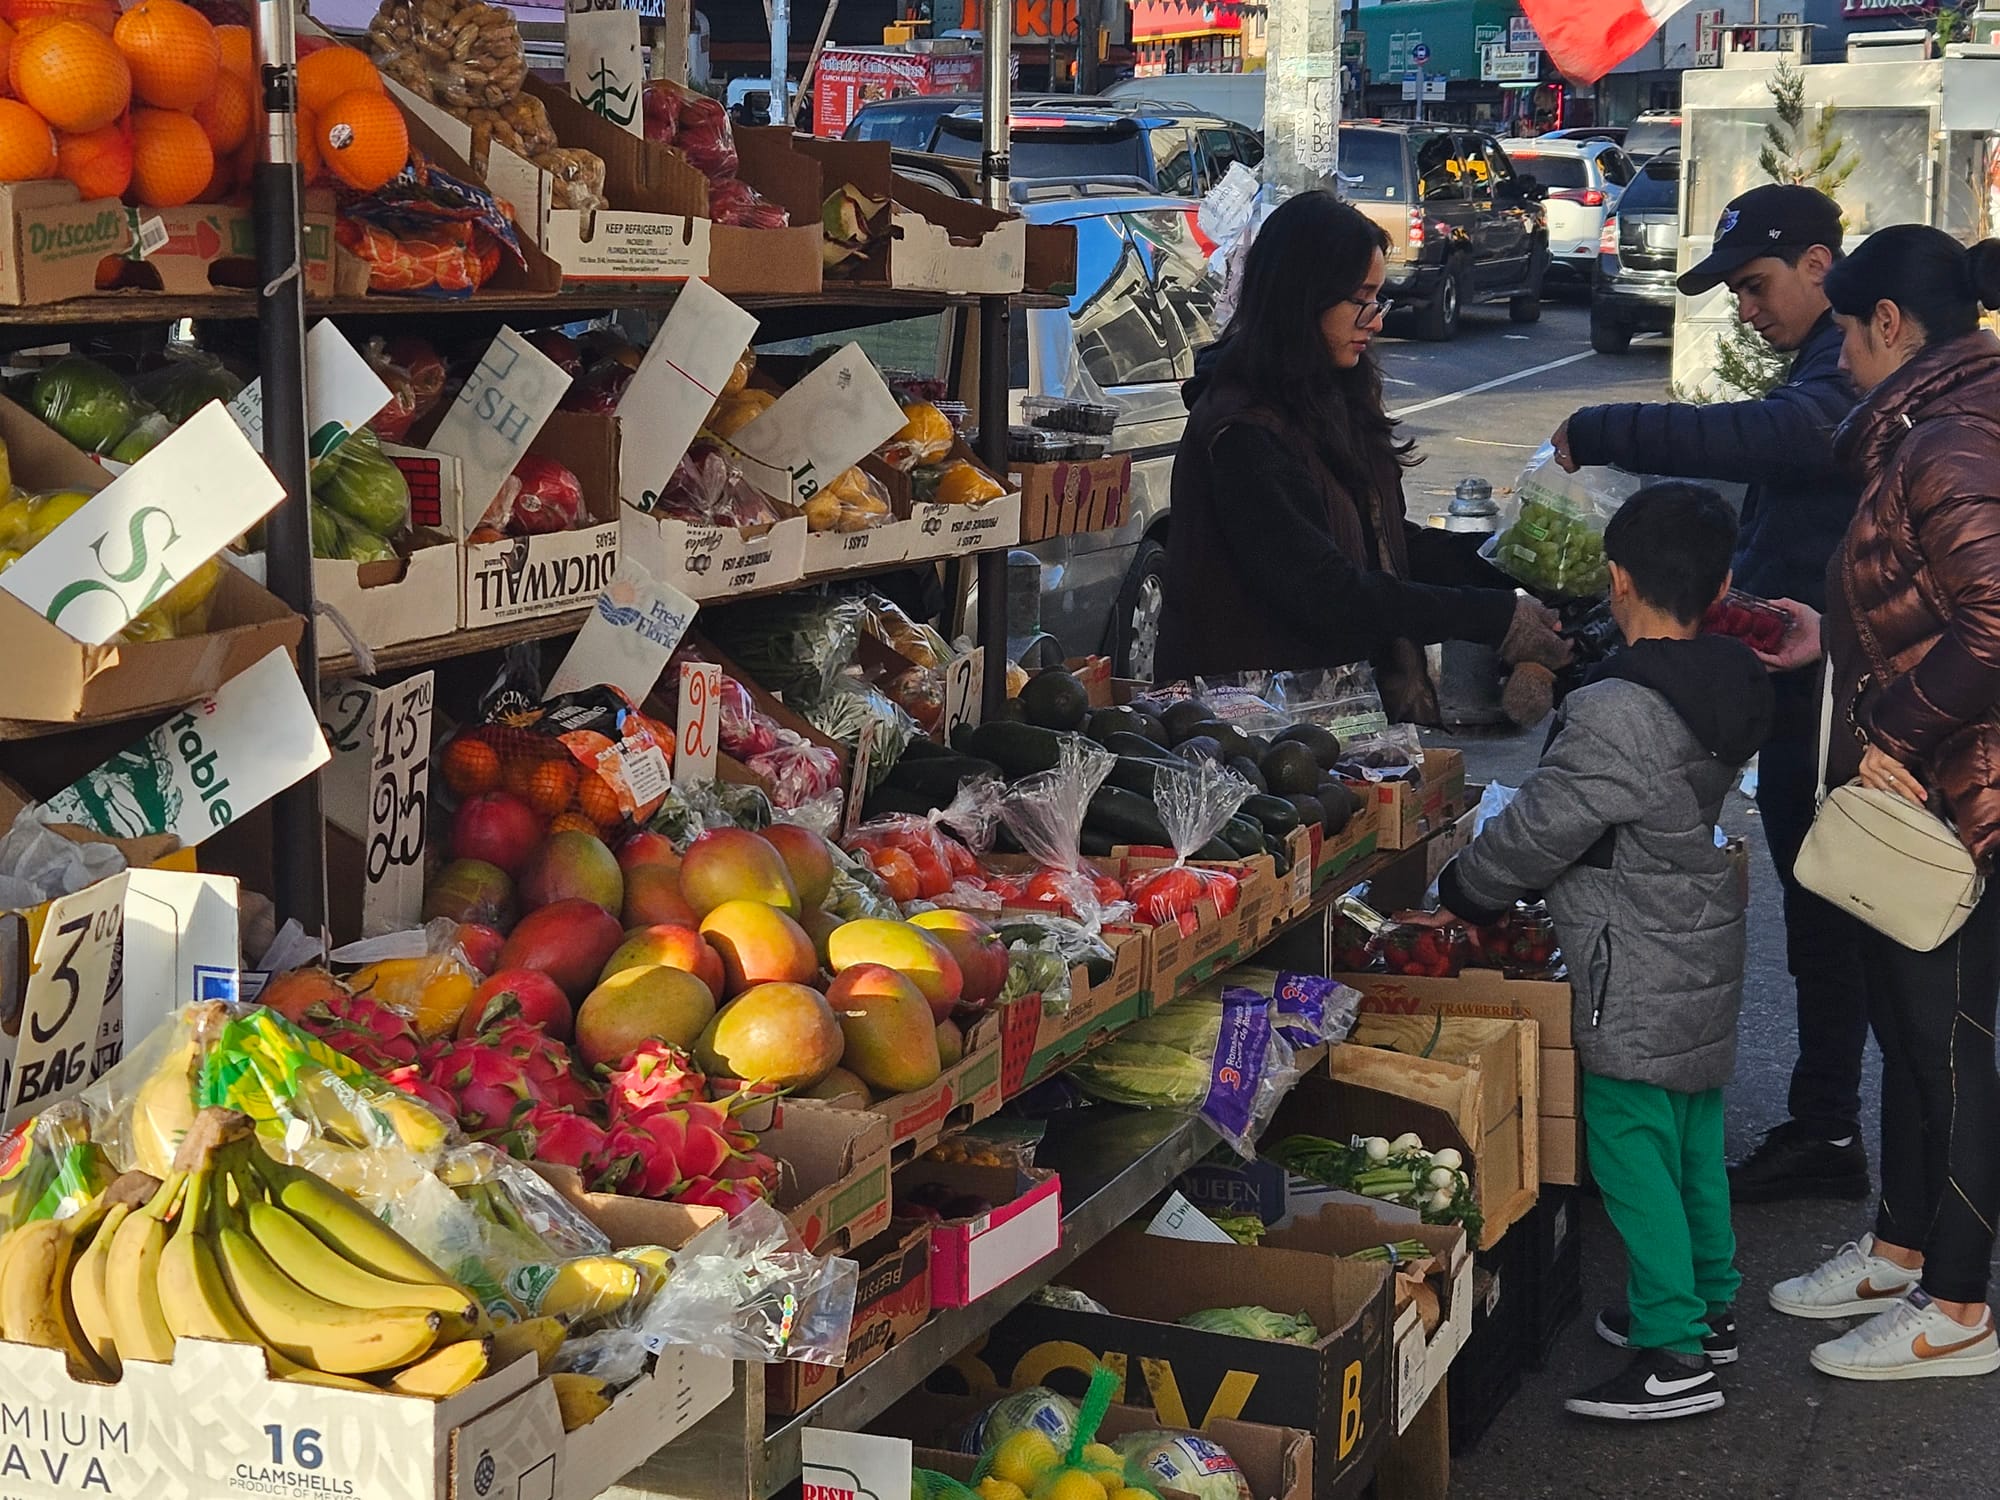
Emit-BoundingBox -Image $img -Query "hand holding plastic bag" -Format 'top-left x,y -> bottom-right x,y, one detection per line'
1485,445 -> 1643,597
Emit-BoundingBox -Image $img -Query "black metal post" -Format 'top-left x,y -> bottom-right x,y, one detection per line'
254,0 -> 327,935
976,0 -> 1012,721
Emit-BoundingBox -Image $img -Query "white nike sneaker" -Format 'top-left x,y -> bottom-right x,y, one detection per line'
1769,1235 -> 1920,1319
1810,1291 -> 2000,1382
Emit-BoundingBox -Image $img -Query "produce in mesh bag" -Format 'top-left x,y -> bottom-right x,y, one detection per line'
1070,987 -> 1299,1157
1115,1433 -> 1254,1500
955,1386 -> 1080,1456
998,738 -> 1131,928
450,684 -> 676,835
1125,760 -> 1254,926
1485,445 -> 1642,598
916,1470 -> 982,1500
971,1367 -> 1162,1500
1175,1306 -> 1320,1345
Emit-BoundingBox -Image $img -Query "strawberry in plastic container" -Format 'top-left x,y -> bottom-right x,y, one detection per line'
1125,759 -> 1255,926
496,454 -> 586,536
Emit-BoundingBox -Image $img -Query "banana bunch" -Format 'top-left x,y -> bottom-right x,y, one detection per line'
0,1107 -> 513,1402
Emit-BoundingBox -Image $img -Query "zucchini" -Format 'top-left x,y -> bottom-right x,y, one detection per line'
1080,828 -> 1117,857
1192,836 -> 1238,861
1219,815 -> 1265,858
1083,949 -> 1115,984
1105,756 -> 1161,796
1102,731 -> 1179,764
957,721 -> 1065,778
1265,836 -> 1292,876
1084,785 -> 1172,846
1240,793 -> 1303,838
883,754 -> 1002,800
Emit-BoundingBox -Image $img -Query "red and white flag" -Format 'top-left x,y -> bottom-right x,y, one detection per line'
1521,0 -> 1695,82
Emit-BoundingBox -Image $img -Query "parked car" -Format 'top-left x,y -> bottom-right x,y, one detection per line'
1501,136 -> 1635,287
1103,71 -> 1264,131
842,91 -> 984,148
1591,150 -> 1681,353
1338,121 -> 1550,341
917,103 -> 1263,197
1622,110 -> 1682,163
1541,126 -> 1627,145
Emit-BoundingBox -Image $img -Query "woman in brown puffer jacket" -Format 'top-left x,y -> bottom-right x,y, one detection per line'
1758,225 -> 2000,1383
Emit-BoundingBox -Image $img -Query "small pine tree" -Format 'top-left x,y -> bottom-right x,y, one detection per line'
1707,60 -> 1857,399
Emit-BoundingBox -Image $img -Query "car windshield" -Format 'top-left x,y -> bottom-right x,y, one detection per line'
933,119 -> 1152,181
1621,155 -> 1679,211
847,107 -> 938,146
1510,153 -> 1588,188
1338,130 -> 1406,201
1624,120 -> 1680,159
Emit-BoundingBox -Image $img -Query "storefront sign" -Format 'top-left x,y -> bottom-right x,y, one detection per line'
1507,14 -> 1542,51
1694,8 -> 1724,66
1482,42 -> 1539,80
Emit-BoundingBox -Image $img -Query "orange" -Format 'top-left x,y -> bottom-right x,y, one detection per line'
6,0 -> 114,35
54,121 -> 127,196
11,18 -> 128,130
128,105 -> 211,206
192,65 -> 250,152
0,19 -> 15,96
546,810 -> 601,838
296,44 -> 378,115
294,102 -> 321,184
192,145 -> 232,200
113,0 -> 217,111
0,97 -> 54,179
317,86 -> 404,191
214,22 -> 250,80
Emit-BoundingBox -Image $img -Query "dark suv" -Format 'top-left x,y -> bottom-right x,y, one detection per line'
899,103 -> 1264,198
1591,149 -> 1680,353
1339,122 -> 1550,341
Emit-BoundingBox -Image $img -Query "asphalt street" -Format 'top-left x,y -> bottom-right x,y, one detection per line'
1373,302 -> 1997,1500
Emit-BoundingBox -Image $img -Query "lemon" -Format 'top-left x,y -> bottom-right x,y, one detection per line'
1036,1471 -> 1109,1500
121,605 -> 177,643
158,556 -> 222,624
0,497 -> 31,543
1079,1447 -> 1119,1470
24,489 -> 93,542
976,1481 -> 1027,1500
0,547 -> 19,574
988,1432 -> 1060,1491
1088,1470 -> 1123,1495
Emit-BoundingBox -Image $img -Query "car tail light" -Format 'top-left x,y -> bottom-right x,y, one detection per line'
1551,188 -> 1607,207
1405,206 -> 1424,250
1599,217 -> 1619,255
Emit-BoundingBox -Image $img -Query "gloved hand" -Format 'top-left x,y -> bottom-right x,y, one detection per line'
1501,595 -> 1572,671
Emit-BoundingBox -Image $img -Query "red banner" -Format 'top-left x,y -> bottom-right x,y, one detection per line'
1129,0 -> 1245,40
955,0 -> 1080,37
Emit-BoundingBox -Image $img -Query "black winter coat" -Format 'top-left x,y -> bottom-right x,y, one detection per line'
1564,314 -> 1860,610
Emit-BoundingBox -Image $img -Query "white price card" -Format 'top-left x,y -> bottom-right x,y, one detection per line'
3,874 -> 127,1130
568,7 -> 644,136
228,320 -> 396,463
619,279 -> 762,511
674,661 -> 722,787
319,674 -> 433,938
42,648 -> 332,847
841,718 -> 878,841
802,1430 -> 912,1500
113,870 -> 241,1062
428,327 -> 575,526
548,557 -> 699,702
941,646 -> 984,743
0,403 -> 283,646
731,343 -> 907,507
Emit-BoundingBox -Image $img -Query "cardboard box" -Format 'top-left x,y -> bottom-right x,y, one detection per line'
1266,1205 -> 1472,1437
455,411 -> 621,627
906,1160 -> 1062,1306
0,182 -> 134,304
1337,967 -> 1573,1049
867,1010 -> 1005,1163
1176,1154 -> 1291,1227
1362,750 -> 1470,852
1423,804 -> 1478,889
120,194 -> 336,297
768,1222 -> 931,1417
996,922 -> 1151,1095
1348,1014 -> 1523,1139
770,1095 -> 894,1255
1540,1115 -> 1581,1186
894,437 -> 1022,560
801,460 -> 918,575
1011,453 -> 1133,543
1106,852 -> 1278,1003
1313,816 -> 1379,892
1540,1047 -> 1577,1118
976,1229 -> 1393,1500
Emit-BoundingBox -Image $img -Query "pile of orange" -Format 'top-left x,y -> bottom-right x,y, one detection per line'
0,1 -> 409,206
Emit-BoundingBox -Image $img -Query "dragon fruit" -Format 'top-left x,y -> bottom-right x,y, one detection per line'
673,1100 -> 738,1181
602,1043 -> 705,1122
294,991 -> 425,1068
423,1038 -> 541,1136
479,1018 -> 602,1112
379,1062 -> 459,1122
594,1110 -> 688,1199
675,1175 -> 766,1215
500,1103 -> 613,1175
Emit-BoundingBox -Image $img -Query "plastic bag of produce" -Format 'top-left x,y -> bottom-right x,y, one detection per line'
131,347 -> 244,427
362,333 -> 448,442
637,1196 -> 857,1364
456,684 -> 677,835
1272,970 -> 1361,1049
880,399 -> 955,471
366,0 -> 528,111
640,77 -> 737,177
998,737 -> 1131,937
1266,664 -> 1422,774
807,676 -> 919,787
1115,1431 -> 1255,1500
993,911 -> 1117,1015
1070,987 -> 1298,1157
650,440 -> 785,527
480,453 -> 585,536
802,465 -> 894,534
708,175 -> 790,229
745,732 -> 845,813
29,354 -> 143,454
846,775 -> 999,905
0,1104 -> 114,1231
1484,445 -> 1641,598
1125,759 -> 1254,926
708,597 -> 866,710
860,594 -> 951,670
321,426 -> 413,538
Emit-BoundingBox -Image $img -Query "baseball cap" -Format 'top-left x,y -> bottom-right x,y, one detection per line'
1676,184 -> 1845,295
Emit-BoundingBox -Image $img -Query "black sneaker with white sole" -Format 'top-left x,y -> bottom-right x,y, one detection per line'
1595,1304 -> 1739,1364
1564,1349 -> 1726,1421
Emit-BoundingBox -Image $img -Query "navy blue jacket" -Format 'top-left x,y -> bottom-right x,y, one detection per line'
1565,314 -> 1859,609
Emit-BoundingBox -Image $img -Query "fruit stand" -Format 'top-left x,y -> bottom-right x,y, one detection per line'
0,2 -> 1574,1498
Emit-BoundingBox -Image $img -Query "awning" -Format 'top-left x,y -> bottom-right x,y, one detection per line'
1363,0 -> 1530,83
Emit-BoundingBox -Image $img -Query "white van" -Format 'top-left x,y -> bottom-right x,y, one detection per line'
1104,72 -> 1264,132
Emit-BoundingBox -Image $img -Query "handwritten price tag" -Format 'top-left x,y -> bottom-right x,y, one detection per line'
675,661 -> 722,787
841,718 -> 879,841
941,647 -> 984,743
3,875 -> 127,1130
318,674 -> 432,937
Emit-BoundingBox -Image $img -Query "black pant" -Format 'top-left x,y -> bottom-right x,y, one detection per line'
1861,880 -> 2000,1303
1757,672 -> 1872,1140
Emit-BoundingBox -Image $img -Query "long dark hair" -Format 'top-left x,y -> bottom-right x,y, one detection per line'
1212,191 -> 1414,472
1825,224 -> 2000,343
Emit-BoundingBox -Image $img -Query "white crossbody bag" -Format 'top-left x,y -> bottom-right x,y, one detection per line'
1793,666 -> 1983,952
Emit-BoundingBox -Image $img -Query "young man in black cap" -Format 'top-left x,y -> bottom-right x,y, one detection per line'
1551,183 -> 1871,1205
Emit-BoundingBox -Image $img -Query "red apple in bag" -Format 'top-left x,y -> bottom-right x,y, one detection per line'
503,454 -> 586,535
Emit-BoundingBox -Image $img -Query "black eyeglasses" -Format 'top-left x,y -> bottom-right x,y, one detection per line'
1346,294 -> 1394,323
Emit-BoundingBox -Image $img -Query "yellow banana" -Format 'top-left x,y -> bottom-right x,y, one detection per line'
383,1337 -> 490,1398
526,1256 -> 641,1327
156,1171 -> 253,1346
1,1212 -> 111,1381
70,1202 -> 129,1375
248,1154 -> 450,1286
241,1196 -> 478,1328
550,1372 -> 612,1431
128,1038 -> 202,1179
488,1314 -> 566,1375
212,1206 -> 441,1376
617,1244 -> 674,1304
105,1172 -> 186,1363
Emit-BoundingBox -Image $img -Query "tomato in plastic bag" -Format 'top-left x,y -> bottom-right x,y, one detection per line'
707,176 -> 789,229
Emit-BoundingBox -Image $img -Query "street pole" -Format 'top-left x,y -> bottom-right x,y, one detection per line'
1077,0 -> 1102,92
770,0 -> 789,125
1261,0 -> 1342,200
1413,60 -> 1423,120
976,0 -> 1011,719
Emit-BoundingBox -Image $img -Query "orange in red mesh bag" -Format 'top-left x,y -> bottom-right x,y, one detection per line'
446,686 -> 676,838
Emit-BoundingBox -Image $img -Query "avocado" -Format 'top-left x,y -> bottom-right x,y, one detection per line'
1185,719 -> 1252,761
1316,782 -> 1364,833
1284,793 -> 1327,831
1261,741 -> 1323,796
995,696 -> 1028,723
1020,667 -> 1090,731
1161,699 -> 1216,743
1274,722 -> 1345,769
1130,710 -> 1170,745
1228,755 -> 1268,793
1176,735 -> 1223,764
1243,733 -> 1272,759
1086,705 -> 1147,743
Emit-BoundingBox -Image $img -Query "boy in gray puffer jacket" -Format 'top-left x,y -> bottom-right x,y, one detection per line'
1436,482 -> 1775,1423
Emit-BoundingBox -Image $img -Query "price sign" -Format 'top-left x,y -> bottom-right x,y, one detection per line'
731,344 -> 906,507
318,673 -> 432,936
3,875 -> 127,1130
941,647 -> 985,743
227,320 -> 396,462
841,719 -> 879,841
428,328 -> 575,526
675,661 -> 722,787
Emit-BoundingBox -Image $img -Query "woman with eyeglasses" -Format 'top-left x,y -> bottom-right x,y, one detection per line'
1157,191 -> 1566,720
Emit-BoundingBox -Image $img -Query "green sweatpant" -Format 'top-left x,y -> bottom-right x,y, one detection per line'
1581,1072 -> 1741,1355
